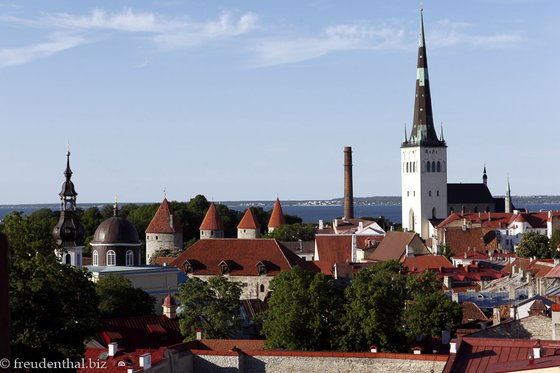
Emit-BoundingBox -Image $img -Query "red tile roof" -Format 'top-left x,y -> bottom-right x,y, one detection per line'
366,231 -> 421,261
96,315 -> 182,352
237,208 -> 260,229
315,235 -> 352,264
268,198 -> 286,228
444,337 -> 560,373
170,239 -> 313,276
81,346 -> 167,372
402,255 -> 453,272
145,198 -> 182,234
461,302 -> 490,324
443,227 -> 497,257
200,202 -> 224,230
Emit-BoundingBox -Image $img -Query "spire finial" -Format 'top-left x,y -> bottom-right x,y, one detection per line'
66,141 -> 71,157
404,123 -> 408,143
163,187 -> 167,199
113,194 -> 119,217
64,142 -> 73,180
440,122 -> 445,141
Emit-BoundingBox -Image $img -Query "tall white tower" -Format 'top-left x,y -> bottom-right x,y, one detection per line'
401,10 -> 447,239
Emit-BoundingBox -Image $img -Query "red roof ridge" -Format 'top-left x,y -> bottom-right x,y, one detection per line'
200,202 -> 224,230
238,208 -> 260,229
268,197 -> 286,228
146,198 -> 182,234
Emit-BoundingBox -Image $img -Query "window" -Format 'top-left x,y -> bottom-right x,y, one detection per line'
77,253 -> 81,266
427,162 -> 431,172
93,250 -> 99,266
429,191 -> 432,197
260,284 -> 265,293
65,254 -> 71,265
437,190 -> 440,197
126,250 -> 134,266
437,161 -> 441,172
107,250 -> 116,266
431,161 -> 436,172
406,163 -> 409,173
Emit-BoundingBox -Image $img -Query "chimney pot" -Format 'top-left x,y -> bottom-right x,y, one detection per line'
139,353 -> 152,369
108,342 -> 118,357
196,328 -> 203,340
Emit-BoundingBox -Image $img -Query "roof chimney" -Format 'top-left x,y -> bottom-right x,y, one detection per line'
196,328 -> 203,340
343,146 -> 354,220
449,339 -> 457,354
108,342 -> 118,357
552,304 -> 560,340
139,353 -> 151,370
533,340 -> 542,359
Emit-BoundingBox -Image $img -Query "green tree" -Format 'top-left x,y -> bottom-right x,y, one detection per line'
148,247 -> 183,264
405,272 -> 462,338
96,274 -> 156,318
1,212 -> 99,363
550,229 -> 560,258
516,232 -> 552,258
440,244 -> 453,260
178,276 -> 242,340
262,267 -> 343,351
264,223 -> 316,241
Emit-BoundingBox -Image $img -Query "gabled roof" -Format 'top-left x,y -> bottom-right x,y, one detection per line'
237,208 -> 260,229
402,255 -> 453,272
170,239 -> 314,276
461,302 -> 490,324
447,183 -> 495,204
146,198 -> 182,234
366,231 -> 424,261
315,235 -> 353,264
82,346 -> 167,373
268,198 -> 286,228
200,202 -> 224,230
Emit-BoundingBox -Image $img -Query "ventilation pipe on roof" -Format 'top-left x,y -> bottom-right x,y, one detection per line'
449,339 -> 457,354
533,340 -> 542,359
196,328 -> 203,340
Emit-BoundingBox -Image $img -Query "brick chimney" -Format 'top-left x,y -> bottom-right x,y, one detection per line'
343,146 -> 354,219
552,304 -> 560,340
0,233 -> 10,363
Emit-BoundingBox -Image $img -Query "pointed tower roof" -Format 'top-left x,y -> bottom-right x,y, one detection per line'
200,202 -> 224,230
59,146 -> 78,198
238,208 -> 260,229
268,198 -> 286,229
146,198 -> 182,234
404,10 -> 445,148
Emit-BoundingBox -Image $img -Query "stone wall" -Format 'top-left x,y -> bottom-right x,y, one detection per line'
146,232 -> 183,264
188,351 -> 447,373
193,275 -> 271,301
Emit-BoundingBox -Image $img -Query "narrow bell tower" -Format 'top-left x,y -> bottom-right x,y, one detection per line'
401,10 -> 448,239
52,144 -> 85,266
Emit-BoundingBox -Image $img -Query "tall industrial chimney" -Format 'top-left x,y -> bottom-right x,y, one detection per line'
0,233 -> 10,365
344,146 -> 354,219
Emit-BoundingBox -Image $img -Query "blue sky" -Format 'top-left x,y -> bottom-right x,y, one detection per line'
0,0 -> 558,204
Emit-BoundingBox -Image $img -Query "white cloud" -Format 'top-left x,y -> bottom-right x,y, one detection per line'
0,33 -> 84,69
430,20 -> 524,48
153,12 -> 259,50
251,23 -> 407,67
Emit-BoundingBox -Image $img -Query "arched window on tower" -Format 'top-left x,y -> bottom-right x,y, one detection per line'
65,254 -> 71,265
126,250 -> 134,267
406,163 -> 409,173
431,161 -> 436,172
432,207 -> 436,219
93,250 -> 98,266
107,250 -> 116,266
427,162 -> 431,172
437,161 -> 441,172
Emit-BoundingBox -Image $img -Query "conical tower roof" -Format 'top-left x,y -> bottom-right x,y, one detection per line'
237,207 -> 260,229
404,10 -> 445,148
268,198 -> 286,229
200,202 -> 224,230
146,198 -> 182,234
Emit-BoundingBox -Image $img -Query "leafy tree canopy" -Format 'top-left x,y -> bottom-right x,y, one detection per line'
264,223 -> 316,242
96,274 -> 155,318
178,276 -> 242,340
262,267 -> 343,351
1,212 -> 99,362
516,232 -> 555,259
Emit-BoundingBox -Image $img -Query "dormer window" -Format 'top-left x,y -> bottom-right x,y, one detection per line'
256,261 -> 268,276
219,260 -> 230,275
183,260 -> 193,273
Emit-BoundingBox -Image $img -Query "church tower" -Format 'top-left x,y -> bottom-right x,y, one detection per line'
52,145 -> 85,266
401,10 -> 447,239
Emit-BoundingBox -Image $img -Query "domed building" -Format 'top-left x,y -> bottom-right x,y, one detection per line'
90,202 -> 141,267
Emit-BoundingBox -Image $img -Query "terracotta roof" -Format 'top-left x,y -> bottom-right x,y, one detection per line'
268,198 -> 286,228
544,265 -> 560,278
444,337 -> 560,373
402,255 -> 453,272
355,235 -> 385,250
437,263 -> 506,283
146,198 -> 182,234
170,239 -> 314,276
163,292 -> 176,307
366,231 -> 421,261
153,256 -> 176,266
461,302 -> 490,324
95,315 -> 182,352
315,235 -> 352,264
237,208 -> 259,229
81,346 -> 167,372
443,227 -> 495,257
200,202 -> 224,230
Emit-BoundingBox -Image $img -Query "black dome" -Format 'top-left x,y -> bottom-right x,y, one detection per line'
91,216 -> 140,245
